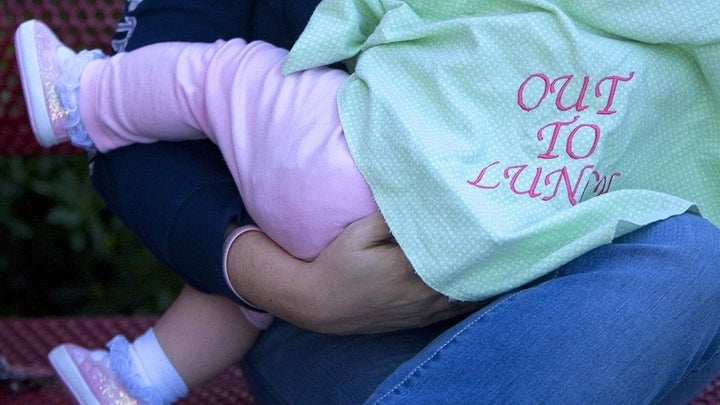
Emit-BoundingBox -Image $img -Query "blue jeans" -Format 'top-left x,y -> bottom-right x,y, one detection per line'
92,1 -> 720,403
243,213 -> 720,404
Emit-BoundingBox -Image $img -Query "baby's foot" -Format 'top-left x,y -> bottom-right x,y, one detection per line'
14,20 -> 101,149
14,20 -> 76,147
48,344 -> 139,405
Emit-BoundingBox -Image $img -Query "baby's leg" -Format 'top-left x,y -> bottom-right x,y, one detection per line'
78,38 -> 348,157
49,285 -> 261,403
152,285 -> 260,388
80,38 -> 370,260
79,39 -> 255,151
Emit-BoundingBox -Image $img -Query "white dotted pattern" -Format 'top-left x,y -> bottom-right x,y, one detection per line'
284,0 -> 720,300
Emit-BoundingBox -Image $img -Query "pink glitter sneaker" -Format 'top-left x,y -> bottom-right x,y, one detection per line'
48,344 -> 138,405
14,20 -> 101,149
14,20 -> 77,147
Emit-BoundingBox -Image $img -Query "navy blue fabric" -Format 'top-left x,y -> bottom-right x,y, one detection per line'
90,140 -> 249,301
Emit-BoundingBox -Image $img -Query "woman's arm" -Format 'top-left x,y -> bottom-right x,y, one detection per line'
226,212 -> 479,334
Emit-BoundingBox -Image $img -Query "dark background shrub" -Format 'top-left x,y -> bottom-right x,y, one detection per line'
1,155 -> 181,317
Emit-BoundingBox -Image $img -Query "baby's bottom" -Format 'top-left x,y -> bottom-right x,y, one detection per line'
79,39 -> 377,259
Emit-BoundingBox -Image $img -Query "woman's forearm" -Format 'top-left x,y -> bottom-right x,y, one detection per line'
224,229 -> 316,326
226,212 -> 480,334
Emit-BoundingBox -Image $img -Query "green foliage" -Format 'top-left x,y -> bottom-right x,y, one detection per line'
0,155 -> 181,317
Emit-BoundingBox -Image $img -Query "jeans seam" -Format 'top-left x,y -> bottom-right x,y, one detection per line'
653,350 -> 720,404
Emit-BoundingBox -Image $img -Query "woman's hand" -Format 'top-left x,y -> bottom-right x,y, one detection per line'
226,212 -> 480,334
298,212 -> 479,334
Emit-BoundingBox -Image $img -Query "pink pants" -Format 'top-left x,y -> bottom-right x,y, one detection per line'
80,39 -> 377,260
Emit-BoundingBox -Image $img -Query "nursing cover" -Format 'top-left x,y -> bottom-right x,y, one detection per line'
283,0 -> 720,300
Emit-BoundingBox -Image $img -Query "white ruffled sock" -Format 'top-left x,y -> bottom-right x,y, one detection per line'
55,49 -> 105,150
107,328 -> 188,404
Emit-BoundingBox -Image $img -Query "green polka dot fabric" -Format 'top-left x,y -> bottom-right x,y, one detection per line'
283,0 -> 720,300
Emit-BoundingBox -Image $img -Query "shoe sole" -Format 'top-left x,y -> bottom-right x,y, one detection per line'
48,345 -> 102,405
14,20 -> 59,147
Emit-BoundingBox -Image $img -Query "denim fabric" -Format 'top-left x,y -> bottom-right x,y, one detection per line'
244,214 -> 720,404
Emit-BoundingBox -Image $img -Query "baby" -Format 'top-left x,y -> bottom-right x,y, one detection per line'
16,19 -> 377,404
